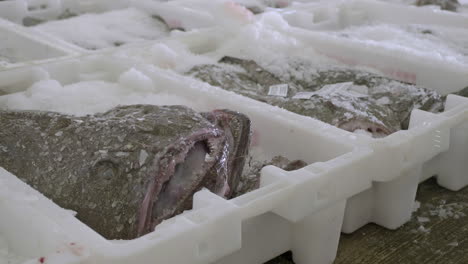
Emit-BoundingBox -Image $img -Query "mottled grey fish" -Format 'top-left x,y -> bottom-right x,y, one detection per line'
187,56 -> 444,137
0,104 -> 251,239
415,0 -> 460,11
237,0 -> 290,14
235,155 -> 307,197
23,9 -> 78,27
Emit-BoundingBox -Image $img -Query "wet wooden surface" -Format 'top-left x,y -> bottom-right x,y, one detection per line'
267,178 -> 468,264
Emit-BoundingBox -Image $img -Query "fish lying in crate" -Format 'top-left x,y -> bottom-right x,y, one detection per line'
0,102 -> 309,240
0,56 -> 450,242
0,104 -> 253,239
415,0 -> 460,12
27,8 -> 171,50
187,56 -> 445,138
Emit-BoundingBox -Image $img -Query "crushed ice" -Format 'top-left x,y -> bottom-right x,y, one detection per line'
34,8 -> 170,50
0,72 -> 196,116
0,0 -> 466,262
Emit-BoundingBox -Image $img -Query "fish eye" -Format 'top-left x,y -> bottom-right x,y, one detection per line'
93,160 -> 119,183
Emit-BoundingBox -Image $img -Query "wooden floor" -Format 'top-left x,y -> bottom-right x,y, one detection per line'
267,178 -> 468,264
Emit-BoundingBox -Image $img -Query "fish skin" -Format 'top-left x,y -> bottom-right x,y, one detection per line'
235,155 -> 307,196
454,86 -> 468,97
201,109 -> 252,198
242,0 -> 290,14
0,104 -> 251,239
188,56 -> 444,137
23,10 -> 78,27
415,0 -> 460,11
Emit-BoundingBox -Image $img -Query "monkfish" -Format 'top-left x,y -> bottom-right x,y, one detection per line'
0,104 -> 251,239
188,56 -> 444,138
415,0 -> 460,11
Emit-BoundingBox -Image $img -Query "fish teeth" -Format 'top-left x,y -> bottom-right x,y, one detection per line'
205,153 -> 215,163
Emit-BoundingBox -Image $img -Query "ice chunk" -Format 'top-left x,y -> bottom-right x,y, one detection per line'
417,225 -> 430,233
417,216 -> 430,223
0,78 -> 195,116
118,68 -> 155,92
0,235 -> 29,264
353,129 -> 373,137
139,149 -> 149,167
149,43 -> 179,69
137,0 -> 254,31
413,200 -> 421,212
34,8 -> 169,50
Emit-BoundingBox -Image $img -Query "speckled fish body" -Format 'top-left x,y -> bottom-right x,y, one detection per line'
188,56 -> 444,137
454,86 -> 468,97
415,0 -> 460,11
242,1 -> 287,14
236,155 -> 308,196
23,10 -> 78,27
0,104 -> 251,239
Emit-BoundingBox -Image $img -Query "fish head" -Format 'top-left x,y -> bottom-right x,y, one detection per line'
137,108 -> 251,237
202,109 -> 252,198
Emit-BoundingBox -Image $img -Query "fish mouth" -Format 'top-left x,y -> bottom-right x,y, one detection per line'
137,110 -> 250,237
338,119 -> 394,138
202,109 -> 251,198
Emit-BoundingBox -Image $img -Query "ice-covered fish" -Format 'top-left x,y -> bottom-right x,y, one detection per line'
454,86 -> 468,97
188,56 -> 444,137
235,155 -> 307,196
0,54 -> 15,65
32,8 -> 170,50
0,104 -> 251,239
415,0 -> 460,11
23,9 -> 78,27
236,0 -> 291,14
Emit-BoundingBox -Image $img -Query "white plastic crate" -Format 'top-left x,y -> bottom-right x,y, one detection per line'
0,18 -> 77,70
0,0 -> 174,52
266,0 -> 468,93
120,6 -> 468,240
240,8 -> 468,234
1,47 -> 468,264
1,1 -> 468,264
0,0 -> 255,53
0,54 -> 361,264
165,12 -> 468,235
0,0 -> 130,24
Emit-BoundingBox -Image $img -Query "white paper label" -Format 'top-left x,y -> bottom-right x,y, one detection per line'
268,84 -> 289,97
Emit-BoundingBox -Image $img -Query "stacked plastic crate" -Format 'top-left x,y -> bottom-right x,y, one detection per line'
0,0 -> 468,263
